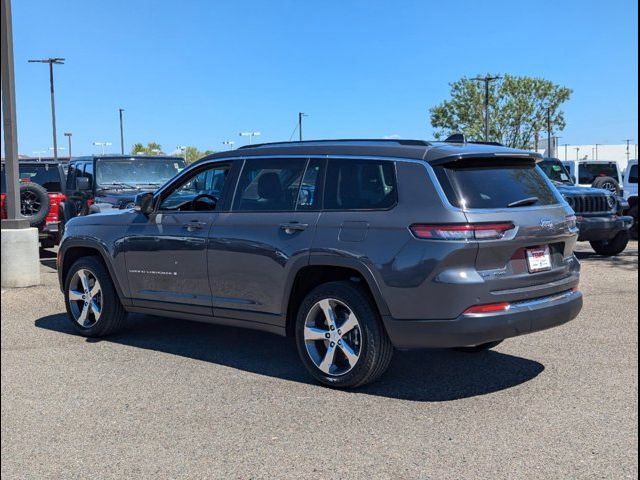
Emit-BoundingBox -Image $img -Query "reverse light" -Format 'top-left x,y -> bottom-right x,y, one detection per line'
410,223 -> 515,241
463,302 -> 511,315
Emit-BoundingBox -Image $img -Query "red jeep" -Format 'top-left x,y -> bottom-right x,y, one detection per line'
1,160 -> 67,248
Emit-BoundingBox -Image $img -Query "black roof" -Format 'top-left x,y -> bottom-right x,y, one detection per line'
201,139 -> 541,165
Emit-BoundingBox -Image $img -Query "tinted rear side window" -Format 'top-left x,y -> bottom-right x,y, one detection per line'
629,165 -> 638,184
434,160 -> 559,209
233,158 -> 306,212
324,159 -> 397,210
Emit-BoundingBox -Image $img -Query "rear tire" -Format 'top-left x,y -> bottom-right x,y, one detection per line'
590,230 -> 630,256
64,256 -> 127,337
454,340 -> 503,353
295,281 -> 393,388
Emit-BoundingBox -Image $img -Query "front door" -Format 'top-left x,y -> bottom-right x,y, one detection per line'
125,162 -> 232,315
208,158 -> 323,325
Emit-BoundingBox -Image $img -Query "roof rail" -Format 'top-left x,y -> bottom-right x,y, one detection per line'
238,139 -> 432,150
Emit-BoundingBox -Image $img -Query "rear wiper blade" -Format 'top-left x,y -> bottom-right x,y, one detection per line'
508,196 -> 539,208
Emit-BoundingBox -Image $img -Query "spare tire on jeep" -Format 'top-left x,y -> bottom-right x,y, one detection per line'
19,182 -> 50,227
591,176 -> 621,196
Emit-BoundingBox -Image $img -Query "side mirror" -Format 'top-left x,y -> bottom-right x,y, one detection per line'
76,177 -> 91,191
134,192 -> 154,214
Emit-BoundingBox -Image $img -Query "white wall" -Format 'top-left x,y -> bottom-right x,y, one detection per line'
538,142 -> 638,172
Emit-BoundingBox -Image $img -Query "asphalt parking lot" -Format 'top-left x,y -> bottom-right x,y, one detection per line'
1,243 -> 638,479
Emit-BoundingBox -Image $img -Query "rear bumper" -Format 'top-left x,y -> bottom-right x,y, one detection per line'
383,289 -> 583,350
39,222 -> 60,239
577,216 -> 633,241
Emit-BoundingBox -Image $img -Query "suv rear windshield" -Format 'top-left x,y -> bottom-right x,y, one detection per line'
1,163 -> 63,193
578,162 -> 619,184
434,159 -> 559,209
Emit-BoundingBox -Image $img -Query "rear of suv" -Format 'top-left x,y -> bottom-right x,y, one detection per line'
57,139 -> 582,388
1,160 -> 67,248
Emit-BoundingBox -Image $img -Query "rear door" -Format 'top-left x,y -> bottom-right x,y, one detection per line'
207,157 -> 323,324
433,158 -> 578,296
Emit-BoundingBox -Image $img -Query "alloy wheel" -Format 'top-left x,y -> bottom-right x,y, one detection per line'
20,190 -> 42,216
68,269 -> 102,328
303,298 -> 362,376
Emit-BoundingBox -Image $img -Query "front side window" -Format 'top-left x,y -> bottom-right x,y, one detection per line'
160,164 -> 230,211
324,159 -> 397,210
233,158 -> 307,212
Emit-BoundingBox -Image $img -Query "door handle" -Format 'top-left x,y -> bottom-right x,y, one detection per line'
280,222 -> 309,234
183,221 -> 208,232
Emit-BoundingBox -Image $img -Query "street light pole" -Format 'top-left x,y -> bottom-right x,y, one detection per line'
222,140 -> 235,150
575,147 -> 580,161
564,144 -> 569,161
239,131 -> 261,145
64,132 -> 72,159
298,112 -> 307,142
595,143 -> 600,161
119,108 -> 125,155
472,75 -> 502,141
28,57 -> 64,160
93,142 -> 112,155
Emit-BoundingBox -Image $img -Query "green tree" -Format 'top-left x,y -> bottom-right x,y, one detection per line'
182,147 -> 216,164
130,142 -> 165,155
429,75 -> 572,150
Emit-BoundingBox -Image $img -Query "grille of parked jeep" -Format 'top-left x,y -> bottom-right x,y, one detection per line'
566,195 -> 612,214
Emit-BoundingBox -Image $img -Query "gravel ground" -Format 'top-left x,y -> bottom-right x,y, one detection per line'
1,243 -> 638,479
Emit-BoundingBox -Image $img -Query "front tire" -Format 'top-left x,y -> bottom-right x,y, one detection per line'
295,281 -> 393,388
590,230 -> 630,256
64,256 -> 127,337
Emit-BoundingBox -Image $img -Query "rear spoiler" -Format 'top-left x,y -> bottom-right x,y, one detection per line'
429,152 -> 543,167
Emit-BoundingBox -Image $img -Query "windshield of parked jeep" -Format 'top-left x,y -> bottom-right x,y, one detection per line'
1,163 -> 63,193
539,160 -> 574,185
578,162 -> 619,184
95,157 -> 186,189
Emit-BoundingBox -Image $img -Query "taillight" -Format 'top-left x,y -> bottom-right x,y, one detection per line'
410,223 -> 515,241
464,302 -> 511,315
566,215 -> 577,229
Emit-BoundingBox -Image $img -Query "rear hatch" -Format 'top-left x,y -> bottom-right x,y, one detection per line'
432,156 -> 579,302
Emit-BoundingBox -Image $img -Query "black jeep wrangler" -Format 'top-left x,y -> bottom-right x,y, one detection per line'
62,155 -> 186,222
540,158 -> 633,256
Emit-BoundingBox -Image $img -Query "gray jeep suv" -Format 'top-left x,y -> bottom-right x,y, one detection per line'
58,139 -> 583,388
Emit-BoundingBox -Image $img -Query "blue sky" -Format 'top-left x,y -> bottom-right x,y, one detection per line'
7,0 -> 639,156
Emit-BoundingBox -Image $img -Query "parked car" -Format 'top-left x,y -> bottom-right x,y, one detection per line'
62,155 -> 187,222
623,160 -> 638,239
540,158 -> 632,255
1,160 -> 67,248
58,139 -> 583,388
561,159 -> 624,195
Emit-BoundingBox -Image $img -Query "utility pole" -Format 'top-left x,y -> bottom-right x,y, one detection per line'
624,139 -> 631,163
1,0 -> 23,223
595,143 -> 600,161
64,132 -> 72,160
564,143 -> 569,161
472,75 -> 502,141
298,112 -> 307,141
547,108 -> 552,157
575,147 -> 580,161
119,108 -> 125,154
28,57 -> 64,160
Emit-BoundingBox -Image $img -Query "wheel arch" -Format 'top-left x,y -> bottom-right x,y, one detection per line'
58,239 -> 128,305
283,256 -> 391,337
